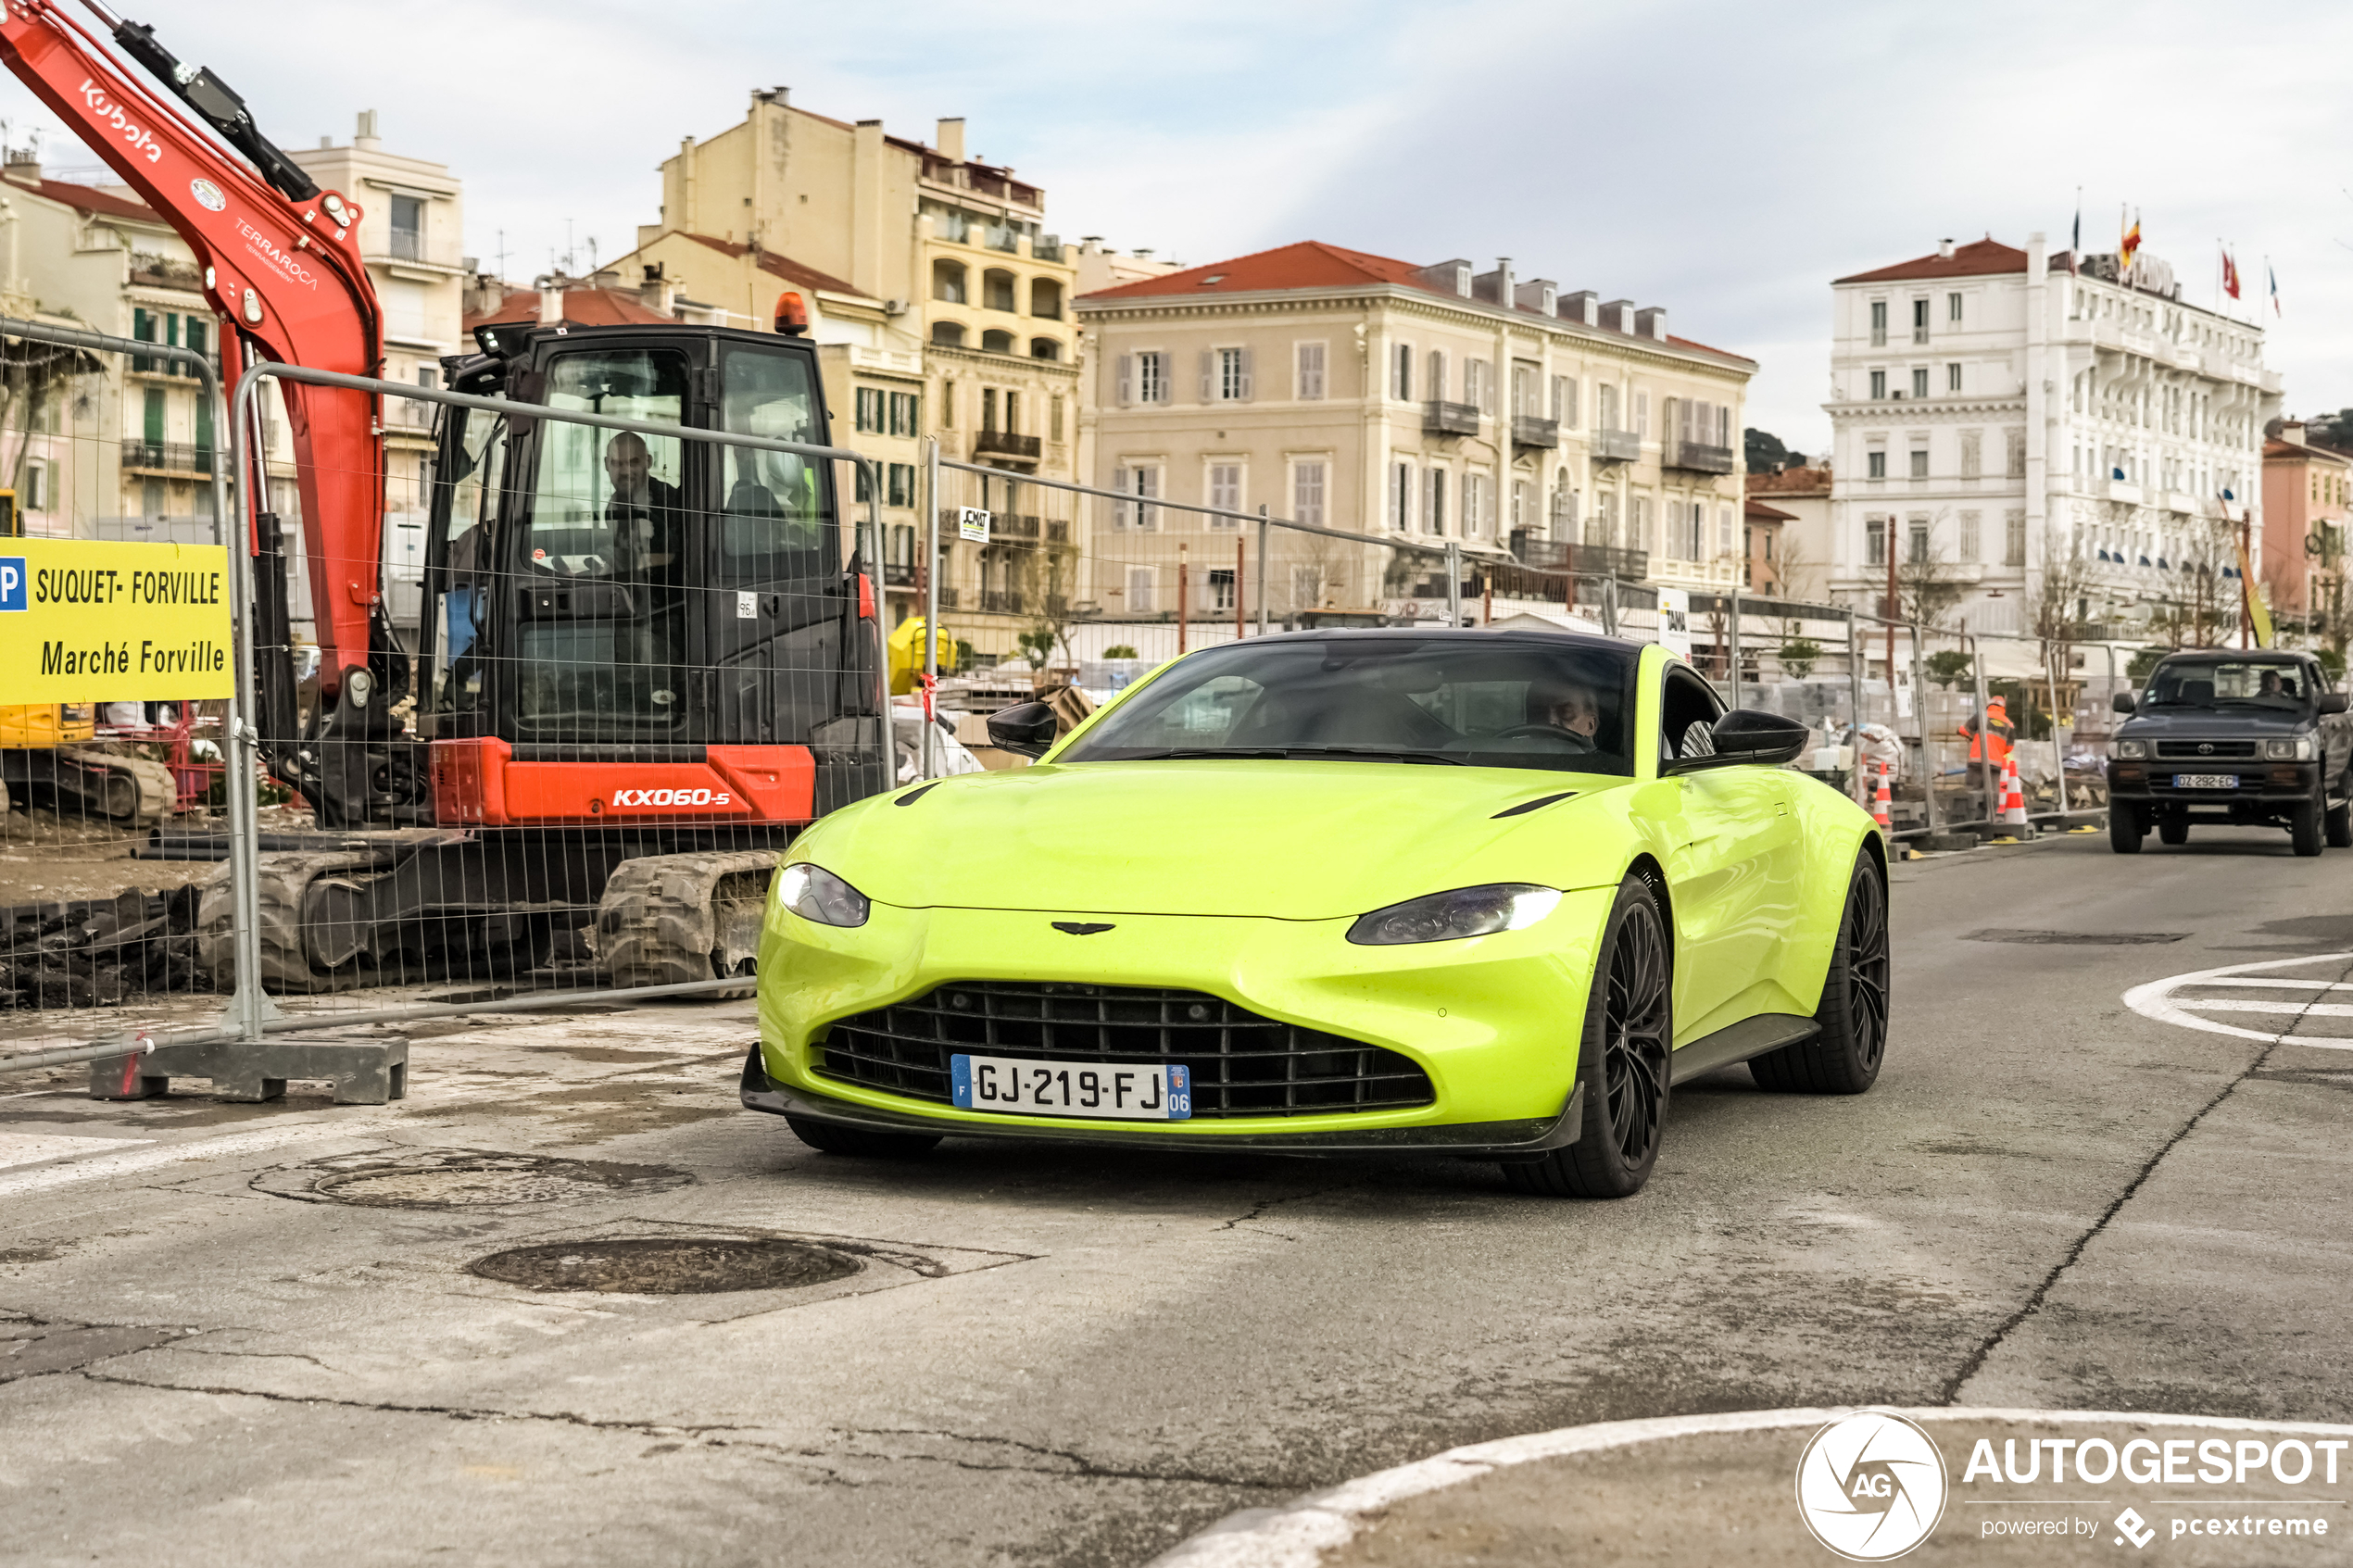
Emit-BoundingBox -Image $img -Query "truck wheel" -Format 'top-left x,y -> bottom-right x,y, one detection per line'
2292,792 -> 2325,857
2158,818 -> 2189,846
2327,794 -> 2352,849
2108,809 -> 2144,854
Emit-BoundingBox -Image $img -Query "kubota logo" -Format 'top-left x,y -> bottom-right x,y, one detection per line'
610,787 -> 732,808
77,80 -> 163,164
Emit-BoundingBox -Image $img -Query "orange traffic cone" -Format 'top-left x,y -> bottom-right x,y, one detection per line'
2000,753 -> 2030,828
1871,762 -> 1893,831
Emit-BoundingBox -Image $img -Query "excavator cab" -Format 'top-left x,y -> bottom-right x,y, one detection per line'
408,322 -> 885,828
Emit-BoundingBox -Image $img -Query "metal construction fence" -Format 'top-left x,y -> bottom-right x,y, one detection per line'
3,320 -> 888,1082
2,320 -> 2171,1084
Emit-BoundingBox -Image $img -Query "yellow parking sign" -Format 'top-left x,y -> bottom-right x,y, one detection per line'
0,538 -> 233,702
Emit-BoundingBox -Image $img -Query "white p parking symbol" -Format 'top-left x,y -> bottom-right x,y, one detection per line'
0,557 -> 24,612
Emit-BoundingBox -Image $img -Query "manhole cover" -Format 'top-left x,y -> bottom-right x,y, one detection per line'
254,1149 -> 692,1210
466,1237 -> 860,1295
1964,930 -> 2188,946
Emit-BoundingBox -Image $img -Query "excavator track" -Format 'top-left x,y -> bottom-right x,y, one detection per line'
0,747 -> 177,827
596,850 -> 782,996
195,848 -> 401,994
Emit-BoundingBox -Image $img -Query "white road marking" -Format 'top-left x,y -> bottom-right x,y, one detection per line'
2176,1000 -> 2353,1018
0,1123 -> 376,1200
1146,1407 -> 2353,1568
2122,950 -> 2353,1047
2185,978 -> 2353,991
0,1132 -> 151,1170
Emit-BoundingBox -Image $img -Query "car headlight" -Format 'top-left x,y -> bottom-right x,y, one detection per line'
774,861 -> 870,927
2115,740 -> 2147,759
1346,884 -> 1562,947
2265,736 -> 2315,760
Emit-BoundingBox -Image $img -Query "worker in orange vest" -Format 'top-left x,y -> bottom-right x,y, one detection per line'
1960,696 -> 2016,789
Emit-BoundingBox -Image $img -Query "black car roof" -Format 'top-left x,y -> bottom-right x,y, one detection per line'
2155,649 -> 2313,664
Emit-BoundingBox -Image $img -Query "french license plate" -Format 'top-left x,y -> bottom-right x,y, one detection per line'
2174,773 -> 2237,790
950,1054 -> 1191,1121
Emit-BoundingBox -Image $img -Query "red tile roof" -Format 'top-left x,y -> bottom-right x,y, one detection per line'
463,285 -> 673,333
2266,438 -> 2350,464
3,169 -> 161,225
670,233 -> 864,297
1747,465 -> 1831,495
1079,239 -> 1753,364
1835,238 -> 2030,285
1744,497 -> 1799,521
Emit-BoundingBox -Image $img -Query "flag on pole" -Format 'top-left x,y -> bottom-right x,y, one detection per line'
2120,212 -> 2142,278
2221,246 -> 2240,299
2070,196 -> 2082,275
2270,262 -> 2281,316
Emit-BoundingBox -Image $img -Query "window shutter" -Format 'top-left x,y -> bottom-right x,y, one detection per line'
1113,465 -> 1131,529
1237,348 -> 1252,400
1200,350 -> 1214,402
1116,355 -> 1133,407
1429,351 -> 1445,403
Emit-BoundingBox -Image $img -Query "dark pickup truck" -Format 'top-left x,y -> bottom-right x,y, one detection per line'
2107,650 -> 2353,856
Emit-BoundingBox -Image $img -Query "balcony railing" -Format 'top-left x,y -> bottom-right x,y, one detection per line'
980,589 -> 1026,614
974,431 -> 1042,462
1423,400 -> 1480,437
984,225 -> 1021,254
1511,415 -> 1559,449
1505,534 -> 1649,580
388,230 -> 423,262
1665,440 -> 1736,474
1034,236 -> 1064,263
883,562 -> 917,586
1592,429 -> 1641,462
121,440 -> 216,475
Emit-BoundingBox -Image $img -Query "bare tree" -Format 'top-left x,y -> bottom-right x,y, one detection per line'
2032,545 -> 2096,679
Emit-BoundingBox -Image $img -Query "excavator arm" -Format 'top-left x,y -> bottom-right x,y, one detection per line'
0,0 -> 386,703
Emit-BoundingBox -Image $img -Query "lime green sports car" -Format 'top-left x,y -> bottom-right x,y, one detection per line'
743,629 -> 1890,1197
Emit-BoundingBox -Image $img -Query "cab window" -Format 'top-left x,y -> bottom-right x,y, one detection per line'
1659,664 -> 1723,762
719,346 -> 831,581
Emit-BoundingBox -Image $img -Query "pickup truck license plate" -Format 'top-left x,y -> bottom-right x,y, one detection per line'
951,1054 -> 1191,1121
2174,773 -> 2237,790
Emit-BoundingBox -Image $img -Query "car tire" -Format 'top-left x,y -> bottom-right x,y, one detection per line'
2109,808 -> 2144,854
785,1114 -> 941,1159
2293,789 -> 2326,857
2327,791 -> 2352,849
1502,875 -> 1670,1200
1750,850 -> 1889,1097
2158,818 -> 2189,847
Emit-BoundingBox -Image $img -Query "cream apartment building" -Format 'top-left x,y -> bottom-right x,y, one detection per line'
647,95 -> 1081,633
1075,241 -> 1756,621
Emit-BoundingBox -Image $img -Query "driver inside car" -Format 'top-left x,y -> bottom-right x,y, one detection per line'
1528,677 -> 1601,748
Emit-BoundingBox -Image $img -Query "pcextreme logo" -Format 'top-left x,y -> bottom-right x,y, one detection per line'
1795,1411 -> 1949,1561
609,787 -> 733,809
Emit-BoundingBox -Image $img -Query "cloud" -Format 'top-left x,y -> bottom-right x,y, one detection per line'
2,0 -> 2347,448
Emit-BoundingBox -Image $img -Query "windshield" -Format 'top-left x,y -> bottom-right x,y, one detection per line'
1058,636 -> 1641,775
2145,659 -> 2312,711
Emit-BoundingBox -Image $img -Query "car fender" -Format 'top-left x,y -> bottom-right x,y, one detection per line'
1780,777 -> 1881,1011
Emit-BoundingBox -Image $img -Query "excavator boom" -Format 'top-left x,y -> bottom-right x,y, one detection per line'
0,0 -> 385,700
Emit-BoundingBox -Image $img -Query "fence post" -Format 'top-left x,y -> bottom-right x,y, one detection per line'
1445,541 -> 1462,626
1845,608 -> 1865,805
1255,507 -> 1269,636
2045,638 -> 2070,821
1602,574 -> 1618,638
1972,637 -> 1997,826
1728,588 -> 1743,703
1177,541 -> 1189,655
923,435 -> 940,780
1912,621 -> 1939,835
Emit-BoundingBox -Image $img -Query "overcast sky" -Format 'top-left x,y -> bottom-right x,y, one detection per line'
5,0 -> 2348,453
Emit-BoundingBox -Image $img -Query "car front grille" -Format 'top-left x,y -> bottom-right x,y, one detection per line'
2156,740 -> 2259,759
814,981 -> 1435,1118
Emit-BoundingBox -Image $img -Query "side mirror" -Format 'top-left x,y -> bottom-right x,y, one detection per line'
985,700 -> 1060,758
1663,709 -> 1810,773
2321,693 -> 2348,715
2111,691 -> 2137,714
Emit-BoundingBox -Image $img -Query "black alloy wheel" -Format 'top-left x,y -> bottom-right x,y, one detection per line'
1752,851 -> 1889,1095
1503,876 -> 1670,1199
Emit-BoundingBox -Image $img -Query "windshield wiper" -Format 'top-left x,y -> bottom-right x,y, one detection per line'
1115,747 -> 1290,760
1109,746 -> 1467,765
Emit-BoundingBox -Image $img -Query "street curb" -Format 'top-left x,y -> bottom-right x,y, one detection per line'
1144,1406 -> 2353,1567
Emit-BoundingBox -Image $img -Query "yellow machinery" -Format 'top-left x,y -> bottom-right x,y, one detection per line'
0,497 -> 175,824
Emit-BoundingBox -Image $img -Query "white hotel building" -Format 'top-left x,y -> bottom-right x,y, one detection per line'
1821,233 -> 2280,664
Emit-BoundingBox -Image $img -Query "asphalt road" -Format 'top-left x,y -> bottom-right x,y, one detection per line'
4,824 -> 2351,1567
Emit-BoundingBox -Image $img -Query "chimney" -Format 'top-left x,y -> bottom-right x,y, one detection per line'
937,117 -> 966,163
2284,420 -> 2308,447
3,148 -> 38,184
537,287 -> 563,326
1560,290 -> 1599,326
355,109 -> 381,151
1471,259 -> 1513,306
1937,237 -> 1955,259
1634,306 -> 1668,341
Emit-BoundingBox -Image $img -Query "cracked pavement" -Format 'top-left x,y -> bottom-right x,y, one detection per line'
4,829 -> 2353,1565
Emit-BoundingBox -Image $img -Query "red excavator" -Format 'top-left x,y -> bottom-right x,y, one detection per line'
0,1 -> 886,992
